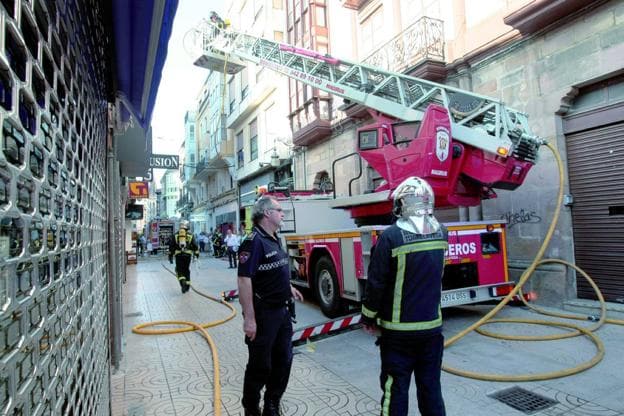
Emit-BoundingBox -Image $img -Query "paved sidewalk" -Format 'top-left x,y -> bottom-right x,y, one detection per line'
111,254 -> 624,415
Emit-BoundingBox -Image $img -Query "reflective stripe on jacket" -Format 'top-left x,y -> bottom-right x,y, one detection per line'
362,224 -> 448,334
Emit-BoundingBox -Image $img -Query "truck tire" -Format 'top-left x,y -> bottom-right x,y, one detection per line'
314,256 -> 343,318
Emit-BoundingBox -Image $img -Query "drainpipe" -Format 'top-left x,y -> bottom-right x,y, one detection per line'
107,150 -> 123,369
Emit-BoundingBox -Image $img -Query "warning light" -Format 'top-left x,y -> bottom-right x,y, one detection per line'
486,224 -> 495,232
496,146 -> 509,156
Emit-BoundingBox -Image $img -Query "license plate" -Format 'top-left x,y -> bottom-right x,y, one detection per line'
441,290 -> 470,305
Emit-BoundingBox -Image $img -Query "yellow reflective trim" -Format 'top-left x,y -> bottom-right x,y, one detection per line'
392,254 -> 406,322
382,374 -> 393,416
361,304 -> 377,319
391,240 -> 448,257
379,306 -> 442,331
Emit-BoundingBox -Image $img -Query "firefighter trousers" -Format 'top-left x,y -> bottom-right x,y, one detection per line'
174,254 -> 192,293
242,305 -> 293,410
379,333 -> 445,416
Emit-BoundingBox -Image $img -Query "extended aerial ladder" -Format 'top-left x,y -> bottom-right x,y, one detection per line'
186,21 -> 544,218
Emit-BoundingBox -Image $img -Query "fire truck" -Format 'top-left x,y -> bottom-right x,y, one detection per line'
188,21 -> 543,317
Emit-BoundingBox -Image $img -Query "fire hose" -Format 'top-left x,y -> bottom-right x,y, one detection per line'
131,259 -> 236,416
442,141 -> 624,381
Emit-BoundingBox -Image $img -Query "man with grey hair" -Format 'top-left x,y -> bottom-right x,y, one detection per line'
237,196 -> 303,416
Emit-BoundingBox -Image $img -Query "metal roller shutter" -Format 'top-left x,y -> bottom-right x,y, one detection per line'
566,122 -> 624,301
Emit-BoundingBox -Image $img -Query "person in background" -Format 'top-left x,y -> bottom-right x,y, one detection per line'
237,196 -> 303,416
362,177 -> 448,416
212,229 -> 224,258
198,232 -> 206,253
139,234 -> 146,256
168,221 -> 200,293
224,228 -> 240,268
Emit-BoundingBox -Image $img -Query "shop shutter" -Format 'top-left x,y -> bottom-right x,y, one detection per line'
566,122 -> 624,301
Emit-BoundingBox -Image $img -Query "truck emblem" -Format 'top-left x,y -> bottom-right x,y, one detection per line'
436,128 -> 450,162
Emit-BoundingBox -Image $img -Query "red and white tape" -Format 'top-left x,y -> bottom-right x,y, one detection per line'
221,289 -> 238,300
292,314 -> 361,345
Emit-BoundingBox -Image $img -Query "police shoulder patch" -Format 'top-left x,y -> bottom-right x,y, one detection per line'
239,251 -> 250,264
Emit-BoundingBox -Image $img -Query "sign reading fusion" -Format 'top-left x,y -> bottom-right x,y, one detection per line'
150,154 -> 179,170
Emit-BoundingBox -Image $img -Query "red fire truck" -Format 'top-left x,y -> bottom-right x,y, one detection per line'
190,21 -> 543,317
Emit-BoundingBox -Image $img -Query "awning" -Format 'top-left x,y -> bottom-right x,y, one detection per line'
111,0 -> 178,177
112,0 -> 178,130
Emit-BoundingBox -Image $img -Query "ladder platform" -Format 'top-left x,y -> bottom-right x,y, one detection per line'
194,51 -> 246,74
328,191 -> 391,209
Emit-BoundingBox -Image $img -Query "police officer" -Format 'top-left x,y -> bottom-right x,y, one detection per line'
237,196 -> 303,416
362,177 -> 448,416
168,221 -> 200,293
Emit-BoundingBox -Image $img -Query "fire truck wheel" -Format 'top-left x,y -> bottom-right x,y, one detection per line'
314,256 -> 343,318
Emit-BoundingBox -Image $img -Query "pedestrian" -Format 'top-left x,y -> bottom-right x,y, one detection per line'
139,234 -> 146,255
199,232 -> 206,253
224,228 -> 240,268
237,196 -> 303,416
168,221 -> 200,293
362,177 -> 448,416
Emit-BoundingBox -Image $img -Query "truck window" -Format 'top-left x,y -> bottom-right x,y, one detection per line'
481,232 -> 500,254
358,130 -> 378,150
392,121 -> 421,144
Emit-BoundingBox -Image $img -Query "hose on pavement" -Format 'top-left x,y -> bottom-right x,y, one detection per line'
131,262 -> 236,416
443,141 -> 624,382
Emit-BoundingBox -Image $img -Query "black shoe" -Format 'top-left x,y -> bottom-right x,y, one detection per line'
244,406 -> 261,416
262,400 -> 281,416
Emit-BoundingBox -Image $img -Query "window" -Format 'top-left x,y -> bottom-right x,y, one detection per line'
249,119 -> 258,161
240,67 -> 249,100
274,31 -> 284,42
236,130 -> 244,168
228,77 -> 235,113
273,0 -> 283,9
360,7 -> 384,57
316,6 -> 326,27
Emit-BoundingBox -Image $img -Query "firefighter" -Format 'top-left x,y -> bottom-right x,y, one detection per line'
237,196 -> 303,416
362,177 -> 448,416
168,221 -> 200,293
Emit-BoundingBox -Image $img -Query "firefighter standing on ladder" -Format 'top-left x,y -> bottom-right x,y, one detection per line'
168,221 -> 199,293
362,177 -> 449,416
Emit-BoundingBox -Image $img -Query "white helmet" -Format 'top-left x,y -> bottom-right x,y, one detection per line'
391,177 -> 440,235
179,220 -> 190,230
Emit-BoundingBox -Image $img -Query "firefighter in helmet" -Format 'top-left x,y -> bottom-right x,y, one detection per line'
362,177 -> 449,416
168,220 -> 200,293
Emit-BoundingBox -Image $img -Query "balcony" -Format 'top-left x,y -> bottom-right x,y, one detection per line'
291,98 -> 332,147
340,0 -> 370,10
363,16 -> 446,81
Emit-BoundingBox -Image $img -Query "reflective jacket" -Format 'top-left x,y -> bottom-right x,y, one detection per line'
362,224 -> 448,336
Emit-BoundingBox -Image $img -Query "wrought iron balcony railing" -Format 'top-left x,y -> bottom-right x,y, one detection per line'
363,16 -> 444,74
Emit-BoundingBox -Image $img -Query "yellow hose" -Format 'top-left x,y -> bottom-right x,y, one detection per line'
443,141 -> 624,381
132,264 -> 237,416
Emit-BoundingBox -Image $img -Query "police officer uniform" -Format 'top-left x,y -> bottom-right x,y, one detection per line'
238,224 -> 293,415
362,224 -> 448,416
168,228 -> 199,293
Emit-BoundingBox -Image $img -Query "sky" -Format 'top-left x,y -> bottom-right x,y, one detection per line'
150,0 -> 223,158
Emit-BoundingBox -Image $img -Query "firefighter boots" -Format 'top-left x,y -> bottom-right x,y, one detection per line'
262,399 -> 281,416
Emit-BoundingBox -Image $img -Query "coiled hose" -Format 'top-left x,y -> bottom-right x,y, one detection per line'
131,264 -> 237,416
442,141 -> 624,381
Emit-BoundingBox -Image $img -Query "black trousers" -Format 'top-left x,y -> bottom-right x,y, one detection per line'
242,305 -> 293,410
379,332 -> 445,416
227,247 -> 237,267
